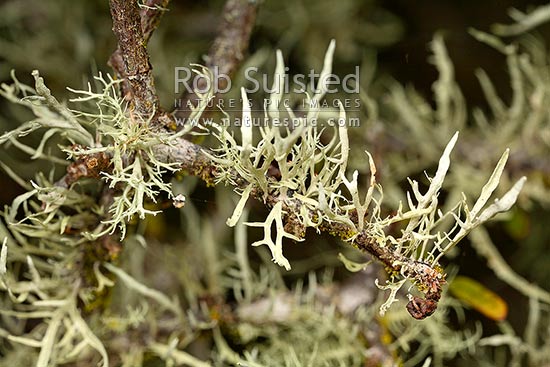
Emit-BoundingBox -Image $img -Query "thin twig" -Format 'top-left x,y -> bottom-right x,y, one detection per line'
56,151 -> 112,188
206,0 -> 257,83
140,0 -> 171,42
174,0 -> 258,119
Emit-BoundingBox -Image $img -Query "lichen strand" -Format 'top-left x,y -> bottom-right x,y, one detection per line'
206,42 -> 524,318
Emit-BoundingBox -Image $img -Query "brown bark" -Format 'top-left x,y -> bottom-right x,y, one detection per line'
108,0 -> 164,119
174,0 -> 258,120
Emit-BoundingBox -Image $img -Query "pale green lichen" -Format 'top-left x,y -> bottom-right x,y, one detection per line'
211,42 -> 525,314
1,66 -> 214,239
0,65 -> 213,366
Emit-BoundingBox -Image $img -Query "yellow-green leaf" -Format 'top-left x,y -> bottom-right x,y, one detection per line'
449,276 -> 508,321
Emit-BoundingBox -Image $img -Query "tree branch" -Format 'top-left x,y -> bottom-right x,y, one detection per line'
78,0 -> 442,320
206,0 -> 257,82
174,0 -> 258,119
108,0 -> 169,84
151,138 -> 445,319
108,0 -> 163,118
